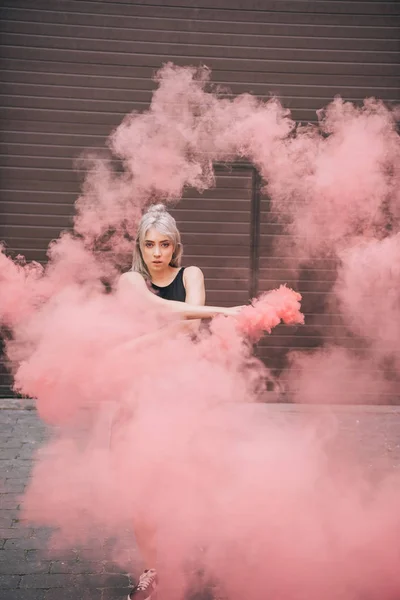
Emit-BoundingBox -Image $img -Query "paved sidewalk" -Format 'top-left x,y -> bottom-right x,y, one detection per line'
0,399 -> 131,600
1,398 -> 400,599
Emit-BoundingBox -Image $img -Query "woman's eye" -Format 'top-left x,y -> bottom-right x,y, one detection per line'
145,242 -> 153,248
162,242 -> 170,248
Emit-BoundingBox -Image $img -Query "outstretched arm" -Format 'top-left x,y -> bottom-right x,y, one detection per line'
118,270 -> 241,320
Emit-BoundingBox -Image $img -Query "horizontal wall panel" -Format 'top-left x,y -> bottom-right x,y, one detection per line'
1,82 -> 150,103
2,71 -> 400,102
0,200 -> 75,216
0,118 -> 112,137
0,200 -> 250,220
3,22 -> 399,53
174,221 -> 249,235
2,61 -> 399,89
0,167 -> 88,183
3,33 -> 399,66
203,291 -> 249,304
258,278 -> 334,294
0,89 -> 147,112
172,236 -> 249,249
2,47 -> 398,79
74,1 -> 397,16
2,9 -> 399,39
0,232 -> 250,249
259,256 -> 338,269
0,143 -> 105,158
0,214 -> 74,228
0,180 -> 84,193
0,106 -> 352,127
0,225 -> 72,239
0,106 -> 136,125
3,83 -> 398,110
3,1 -> 399,22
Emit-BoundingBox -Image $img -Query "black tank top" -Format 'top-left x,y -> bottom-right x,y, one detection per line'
150,267 -> 186,302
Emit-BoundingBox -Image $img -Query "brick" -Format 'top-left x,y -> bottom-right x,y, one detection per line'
44,588 -> 99,600
0,560 -> 49,575
6,473 -> 32,482
0,574 -> 21,588
20,573 -> 71,588
50,560 -> 104,575
3,480 -> 26,493
0,425 -> 18,435
103,561 -> 127,574
0,517 -> 13,528
9,467 -> 31,479
4,537 -> 49,551
0,492 -> 24,507
102,588 -> 132,600
0,549 -> 50,575
0,449 -> 19,459
0,548 -> 26,561
16,449 -> 38,460
0,441 -> 23,450
30,527 -> 53,538
1,591 -> 46,600
77,573 -> 130,588
0,528 -> 32,539
0,508 -> 17,523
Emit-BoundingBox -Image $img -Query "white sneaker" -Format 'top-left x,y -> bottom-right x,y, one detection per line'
128,568 -> 158,600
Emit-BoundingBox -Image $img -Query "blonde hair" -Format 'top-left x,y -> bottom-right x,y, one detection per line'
132,204 -> 183,278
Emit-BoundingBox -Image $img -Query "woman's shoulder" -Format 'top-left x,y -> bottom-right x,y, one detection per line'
118,270 -> 147,290
183,266 -> 204,282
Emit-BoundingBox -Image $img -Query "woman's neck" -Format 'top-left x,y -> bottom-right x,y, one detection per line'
149,265 -> 179,286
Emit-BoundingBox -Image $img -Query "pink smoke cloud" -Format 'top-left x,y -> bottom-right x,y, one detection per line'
0,63 -> 398,599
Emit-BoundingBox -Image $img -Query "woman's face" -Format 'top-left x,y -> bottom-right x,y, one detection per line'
141,227 -> 174,272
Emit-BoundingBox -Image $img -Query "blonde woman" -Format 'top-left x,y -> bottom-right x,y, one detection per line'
119,203 -> 241,321
118,204 -> 243,599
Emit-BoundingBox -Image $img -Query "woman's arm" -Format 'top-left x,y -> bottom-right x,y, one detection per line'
183,266 -> 206,307
182,266 -> 205,333
118,271 -> 241,320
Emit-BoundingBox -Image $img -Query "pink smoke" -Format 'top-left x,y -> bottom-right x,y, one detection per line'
0,63 -> 399,599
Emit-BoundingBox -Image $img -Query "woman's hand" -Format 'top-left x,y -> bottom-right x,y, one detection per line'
223,305 -> 246,317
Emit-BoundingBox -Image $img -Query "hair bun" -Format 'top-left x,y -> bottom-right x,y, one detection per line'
146,203 -> 167,215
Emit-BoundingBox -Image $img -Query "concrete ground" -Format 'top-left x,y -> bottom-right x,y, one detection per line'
1,397 -> 400,600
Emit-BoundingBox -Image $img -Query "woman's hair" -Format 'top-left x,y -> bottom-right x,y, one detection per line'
132,204 -> 183,278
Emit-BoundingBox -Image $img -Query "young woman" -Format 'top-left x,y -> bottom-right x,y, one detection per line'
118,204 -> 244,600
119,204 -> 242,322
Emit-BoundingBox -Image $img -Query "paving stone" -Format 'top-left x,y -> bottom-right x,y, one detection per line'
0,574 -> 21,588
1,591 -> 46,600
50,559 -> 105,575
0,441 -> 23,450
0,449 -> 20,460
81,573 -> 130,588
0,513 -> 15,528
1,480 -> 26,493
103,562 -> 127,574
0,528 -> 33,539
4,537 -> 51,551
44,588 -> 99,600
0,549 -> 50,575
19,573 -> 72,588
102,587 -> 132,600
